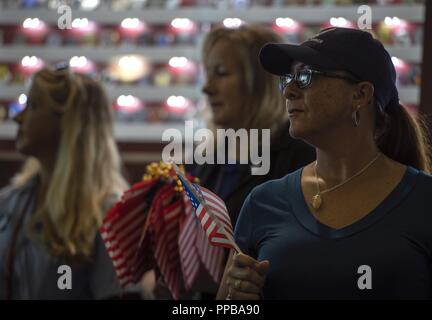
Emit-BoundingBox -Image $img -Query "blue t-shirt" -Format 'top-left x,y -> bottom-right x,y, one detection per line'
234,166 -> 432,299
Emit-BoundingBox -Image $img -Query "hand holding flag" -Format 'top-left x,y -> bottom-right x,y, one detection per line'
172,163 -> 242,253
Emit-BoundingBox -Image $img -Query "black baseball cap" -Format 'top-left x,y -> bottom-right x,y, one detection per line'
259,27 -> 399,109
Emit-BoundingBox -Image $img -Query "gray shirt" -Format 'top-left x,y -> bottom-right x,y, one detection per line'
0,176 -> 122,300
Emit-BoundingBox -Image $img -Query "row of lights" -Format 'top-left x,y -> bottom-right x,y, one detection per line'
14,93 -> 190,114
21,16 -> 242,33
23,17 -> 93,29
21,16 -> 411,34
18,53 -> 410,74
19,54 -> 198,75
116,95 -> 190,113
21,17 -> 199,34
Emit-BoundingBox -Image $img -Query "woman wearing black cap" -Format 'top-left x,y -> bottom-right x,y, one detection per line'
217,27 -> 432,300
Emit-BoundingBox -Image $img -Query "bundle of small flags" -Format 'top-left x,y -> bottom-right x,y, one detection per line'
99,162 -> 237,299
173,163 -> 241,253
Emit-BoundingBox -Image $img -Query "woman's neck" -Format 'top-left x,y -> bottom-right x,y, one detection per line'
314,132 -> 381,185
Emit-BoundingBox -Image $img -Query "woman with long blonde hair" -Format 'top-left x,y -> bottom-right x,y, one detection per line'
0,65 -> 129,299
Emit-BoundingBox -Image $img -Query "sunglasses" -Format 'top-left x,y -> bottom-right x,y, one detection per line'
279,69 -> 360,92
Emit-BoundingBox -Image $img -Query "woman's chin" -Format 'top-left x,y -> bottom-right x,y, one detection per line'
288,124 -> 306,140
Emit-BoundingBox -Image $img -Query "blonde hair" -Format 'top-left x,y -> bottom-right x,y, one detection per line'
15,67 -> 128,259
202,25 -> 287,132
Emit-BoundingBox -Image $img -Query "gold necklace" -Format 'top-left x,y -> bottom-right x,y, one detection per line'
311,153 -> 381,210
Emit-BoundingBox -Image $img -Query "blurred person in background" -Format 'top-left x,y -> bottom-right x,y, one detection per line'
0,66 -> 130,299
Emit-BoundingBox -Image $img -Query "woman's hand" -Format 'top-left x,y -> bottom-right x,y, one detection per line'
224,253 -> 269,300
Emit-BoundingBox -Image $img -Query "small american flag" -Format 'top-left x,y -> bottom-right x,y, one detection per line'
178,197 -> 201,290
151,185 -> 183,300
174,165 -> 241,253
178,197 -> 225,290
100,179 -> 158,287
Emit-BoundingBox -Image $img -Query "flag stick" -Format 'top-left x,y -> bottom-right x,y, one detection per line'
171,162 -> 242,254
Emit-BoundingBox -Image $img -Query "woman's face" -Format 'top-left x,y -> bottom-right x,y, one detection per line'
202,39 -> 248,129
284,62 -> 356,142
14,81 -> 62,159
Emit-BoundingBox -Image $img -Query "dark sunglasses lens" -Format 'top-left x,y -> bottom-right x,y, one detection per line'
297,70 -> 311,88
279,74 -> 294,92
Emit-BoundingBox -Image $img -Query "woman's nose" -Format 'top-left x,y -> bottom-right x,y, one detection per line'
202,79 -> 216,96
283,82 -> 302,101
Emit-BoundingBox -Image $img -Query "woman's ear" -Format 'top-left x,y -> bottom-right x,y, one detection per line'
353,82 -> 375,109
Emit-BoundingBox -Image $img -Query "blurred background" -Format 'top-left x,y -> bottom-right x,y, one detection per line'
0,0 -> 429,187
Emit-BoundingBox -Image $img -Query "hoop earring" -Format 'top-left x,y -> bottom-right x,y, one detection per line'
352,109 -> 360,127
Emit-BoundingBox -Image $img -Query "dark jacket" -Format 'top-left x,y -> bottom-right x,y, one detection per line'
190,122 -> 316,227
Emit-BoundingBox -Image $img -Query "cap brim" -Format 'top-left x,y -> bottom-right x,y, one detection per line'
259,43 -> 343,75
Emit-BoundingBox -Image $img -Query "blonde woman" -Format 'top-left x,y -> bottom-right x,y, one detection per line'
196,25 -> 315,227
0,66 -> 129,299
